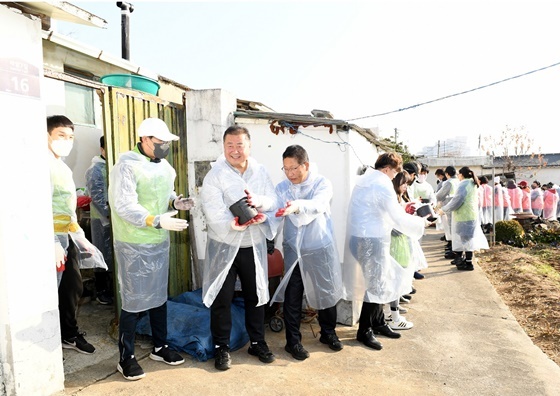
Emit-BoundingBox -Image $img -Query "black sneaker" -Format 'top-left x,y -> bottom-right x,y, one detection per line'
62,333 -> 95,354
319,333 -> 343,351
284,343 -> 310,360
117,356 -> 145,381
96,291 -> 113,305
214,345 -> 231,371
149,345 -> 185,365
248,341 -> 275,363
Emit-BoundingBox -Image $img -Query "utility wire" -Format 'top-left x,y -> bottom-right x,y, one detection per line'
347,61 -> 560,122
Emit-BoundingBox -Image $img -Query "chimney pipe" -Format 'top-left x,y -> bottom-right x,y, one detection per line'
116,2 -> 134,60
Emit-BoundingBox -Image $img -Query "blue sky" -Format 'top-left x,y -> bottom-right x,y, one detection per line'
56,1 -> 560,155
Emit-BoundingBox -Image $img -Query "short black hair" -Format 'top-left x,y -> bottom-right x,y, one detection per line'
47,115 -> 74,133
223,125 -> 250,142
403,162 -> 418,175
282,144 -> 309,164
99,135 -> 105,149
444,166 -> 456,177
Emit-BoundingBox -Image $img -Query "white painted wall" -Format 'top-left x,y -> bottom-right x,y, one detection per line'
0,6 -> 64,395
236,118 -> 380,260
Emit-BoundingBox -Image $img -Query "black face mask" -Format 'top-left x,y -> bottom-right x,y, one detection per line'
152,139 -> 171,159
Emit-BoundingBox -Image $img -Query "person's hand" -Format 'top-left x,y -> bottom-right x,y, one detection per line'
405,202 -> 416,215
275,201 -> 300,217
249,213 -> 267,225
244,189 -> 263,208
55,242 -> 66,272
231,217 -> 249,231
174,194 -> 195,211
158,210 -> 189,231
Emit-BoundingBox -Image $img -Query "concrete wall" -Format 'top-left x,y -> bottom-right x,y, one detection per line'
185,89 -> 237,288
0,6 -> 65,395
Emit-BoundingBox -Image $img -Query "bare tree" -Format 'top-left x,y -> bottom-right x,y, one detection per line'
481,125 -> 546,176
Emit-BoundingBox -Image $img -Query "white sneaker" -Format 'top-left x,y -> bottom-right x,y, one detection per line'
399,296 -> 411,304
398,306 -> 408,314
389,317 -> 414,330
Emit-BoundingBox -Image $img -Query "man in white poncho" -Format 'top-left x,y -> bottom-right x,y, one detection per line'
272,145 -> 343,361
343,153 -> 426,351
109,118 -> 192,380
201,126 -> 282,371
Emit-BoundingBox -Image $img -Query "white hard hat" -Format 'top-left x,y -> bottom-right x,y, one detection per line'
137,118 -> 179,141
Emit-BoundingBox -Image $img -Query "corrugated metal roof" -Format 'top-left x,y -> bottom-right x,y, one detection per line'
234,108 -> 392,151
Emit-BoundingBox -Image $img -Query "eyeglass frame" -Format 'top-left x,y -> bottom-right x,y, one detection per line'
281,164 -> 304,173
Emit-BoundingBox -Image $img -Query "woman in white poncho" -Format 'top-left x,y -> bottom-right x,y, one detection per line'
272,145 -> 343,360
441,167 -> 489,271
343,153 -> 426,351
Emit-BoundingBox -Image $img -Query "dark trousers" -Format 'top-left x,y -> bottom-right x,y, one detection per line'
284,264 -> 337,347
358,301 -> 385,334
211,247 -> 265,347
118,302 -> 167,362
58,239 -> 83,340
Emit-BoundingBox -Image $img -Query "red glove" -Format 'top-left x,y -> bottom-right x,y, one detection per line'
405,202 -> 416,215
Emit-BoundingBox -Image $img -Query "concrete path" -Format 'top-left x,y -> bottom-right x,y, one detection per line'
59,228 -> 560,396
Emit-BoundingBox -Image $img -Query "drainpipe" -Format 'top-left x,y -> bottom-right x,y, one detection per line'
116,2 -> 134,60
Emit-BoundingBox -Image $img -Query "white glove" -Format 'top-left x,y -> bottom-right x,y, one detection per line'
55,242 -> 66,272
157,210 -> 189,231
244,189 -> 263,208
174,194 -> 195,211
231,217 -> 249,232
275,201 -> 300,217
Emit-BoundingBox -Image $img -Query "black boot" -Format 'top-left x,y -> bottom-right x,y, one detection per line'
457,260 -> 474,271
450,252 -> 464,265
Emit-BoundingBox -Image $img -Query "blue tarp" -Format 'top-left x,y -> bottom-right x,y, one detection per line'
136,288 -> 249,362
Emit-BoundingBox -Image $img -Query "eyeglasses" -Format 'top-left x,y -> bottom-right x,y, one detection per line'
281,164 -> 302,173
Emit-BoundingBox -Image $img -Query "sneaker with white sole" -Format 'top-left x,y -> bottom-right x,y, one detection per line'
117,356 -> 145,381
149,345 -> 185,365
398,306 -> 408,314
399,296 -> 411,304
389,317 -> 414,330
62,332 -> 95,354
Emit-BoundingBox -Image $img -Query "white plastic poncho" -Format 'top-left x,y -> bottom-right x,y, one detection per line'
493,184 -> 504,222
201,155 -> 282,308
412,180 -> 437,205
50,152 -> 107,284
436,176 -> 459,240
109,146 -> 178,313
271,168 -> 342,310
342,168 -> 425,304
442,179 -> 489,252
85,155 -> 113,269
478,183 -> 493,225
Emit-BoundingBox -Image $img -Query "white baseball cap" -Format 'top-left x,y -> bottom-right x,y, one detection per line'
137,118 -> 179,141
